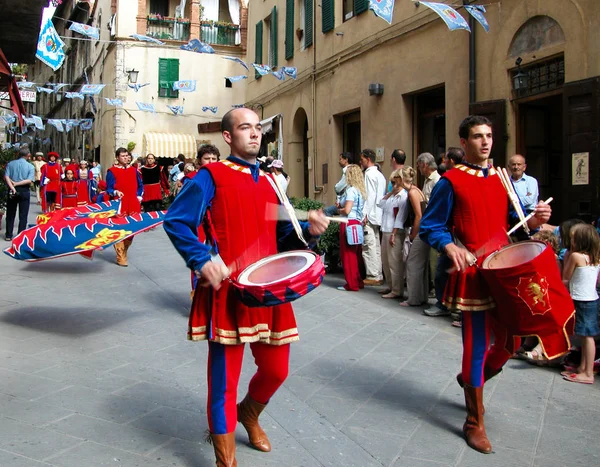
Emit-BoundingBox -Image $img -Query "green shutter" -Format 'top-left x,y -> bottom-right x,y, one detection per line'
271,6 -> 278,67
169,59 -> 179,98
285,0 -> 294,60
255,20 -> 263,79
305,0 -> 313,47
354,0 -> 368,16
322,0 -> 334,33
158,58 -> 169,97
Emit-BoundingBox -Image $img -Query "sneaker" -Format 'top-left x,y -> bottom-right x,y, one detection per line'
423,306 -> 450,317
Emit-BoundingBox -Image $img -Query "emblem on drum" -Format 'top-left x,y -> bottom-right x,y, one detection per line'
516,274 -> 551,315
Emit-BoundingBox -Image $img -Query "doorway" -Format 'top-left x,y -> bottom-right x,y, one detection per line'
343,111 -> 361,162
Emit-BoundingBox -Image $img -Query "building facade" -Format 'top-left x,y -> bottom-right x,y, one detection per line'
245,0 -> 600,223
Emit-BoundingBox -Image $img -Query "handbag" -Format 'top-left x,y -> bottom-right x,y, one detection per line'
346,223 -> 364,245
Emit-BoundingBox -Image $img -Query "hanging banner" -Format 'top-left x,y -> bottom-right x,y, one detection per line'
172,80 -> 197,92
202,106 -> 218,114
419,2 -> 470,32
17,81 -> 35,89
369,0 -> 394,25
221,56 -> 249,71
464,5 -> 489,32
166,105 -> 184,116
252,64 -> 271,76
50,83 -> 68,92
130,34 -> 165,45
63,120 -> 80,133
32,115 -> 45,130
80,119 -> 93,130
128,82 -> 150,92
281,67 -> 297,79
180,39 -> 215,54
1,115 -> 16,125
271,70 -> 286,81
36,86 -> 55,94
48,119 -> 65,132
36,19 -> 67,71
104,98 -> 123,106
69,22 -> 100,40
136,102 -> 156,113
225,75 -> 247,83
0,89 -> 36,103
80,84 -> 105,95
65,92 -> 84,100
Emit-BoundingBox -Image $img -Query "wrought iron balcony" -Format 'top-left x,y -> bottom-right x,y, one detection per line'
146,16 -> 190,42
200,22 -> 239,46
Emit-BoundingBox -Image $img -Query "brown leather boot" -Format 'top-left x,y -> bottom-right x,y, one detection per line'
456,366 -> 501,388
463,385 -> 492,454
114,242 -> 127,267
237,394 -> 271,452
210,433 -> 237,467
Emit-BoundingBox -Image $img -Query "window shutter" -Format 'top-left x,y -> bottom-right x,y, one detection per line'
322,0 -> 334,33
354,0 -> 368,15
271,6 -> 278,67
169,59 -> 179,98
255,20 -> 263,79
305,0 -> 313,47
285,0 -> 294,60
158,58 -> 169,97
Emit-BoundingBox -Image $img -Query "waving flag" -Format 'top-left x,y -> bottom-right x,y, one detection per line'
47,119 -> 64,132
136,102 -> 156,113
37,86 -> 55,94
172,80 -> 196,92
63,120 -> 80,132
464,5 -> 489,32
369,0 -> 394,24
202,106 -> 218,114
81,84 -> 105,95
80,119 -> 93,130
181,39 -> 215,54
104,98 -> 123,106
1,115 -> 16,125
128,82 -> 150,92
419,2 -> 470,32
281,67 -> 297,79
167,105 -> 184,116
49,83 -> 68,92
65,92 -> 84,100
17,81 -> 36,89
252,64 -> 271,76
31,115 -> 45,130
271,70 -> 286,81
225,75 -> 247,83
232,104 -> 245,109
23,117 -> 36,127
222,56 -> 249,71
130,34 -> 165,45
69,22 -> 100,40
36,18 -> 67,71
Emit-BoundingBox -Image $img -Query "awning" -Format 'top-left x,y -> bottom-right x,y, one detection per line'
260,114 -> 281,134
260,114 -> 283,159
143,132 -> 197,159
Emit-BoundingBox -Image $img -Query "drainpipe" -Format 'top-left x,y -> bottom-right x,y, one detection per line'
311,0 -> 320,197
465,0 -> 476,104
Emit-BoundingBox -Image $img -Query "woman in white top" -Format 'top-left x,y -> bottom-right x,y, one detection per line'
377,169 -> 408,298
337,164 -> 366,291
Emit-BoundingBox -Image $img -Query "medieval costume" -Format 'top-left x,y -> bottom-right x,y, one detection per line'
140,162 -> 169,212
40,153 -> 62,212
61,178 -> 78,208
76,163 -> 96,206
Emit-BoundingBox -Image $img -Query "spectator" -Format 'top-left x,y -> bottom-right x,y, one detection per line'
324,152 -> 352,217
32,152 -> 45,204
197,144 -> 221,166
169,154 -> 186,182
508,154 -> 539,214
4,147 -> 34,241
387,149 -> 406,192
268,159 -> 289,193
90,160 -> 102,181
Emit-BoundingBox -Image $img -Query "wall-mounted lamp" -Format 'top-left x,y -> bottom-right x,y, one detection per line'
512,57 -> 528,94
368,83 -> 384,96
126,69 -> 139,84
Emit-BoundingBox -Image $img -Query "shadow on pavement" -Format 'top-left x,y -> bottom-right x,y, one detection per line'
22,258 -> 107,274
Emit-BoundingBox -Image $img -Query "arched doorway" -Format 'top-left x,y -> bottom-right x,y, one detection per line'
291,107 -> 309,198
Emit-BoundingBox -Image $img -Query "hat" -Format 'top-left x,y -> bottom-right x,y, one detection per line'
63,158 -> 71,162
47,151 -> 59,160
268,159 -> 284,169
35,152 -> 44,157
80,160 -> 88,165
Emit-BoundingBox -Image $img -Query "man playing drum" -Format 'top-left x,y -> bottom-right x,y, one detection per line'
164,108 -> 329,466
419,116 -> 551,454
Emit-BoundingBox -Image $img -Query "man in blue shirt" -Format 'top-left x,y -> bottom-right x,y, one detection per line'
4,147 -> 34,241
508,154 -> 538,213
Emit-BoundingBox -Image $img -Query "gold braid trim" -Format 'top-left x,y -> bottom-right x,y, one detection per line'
186,325 -> 300,346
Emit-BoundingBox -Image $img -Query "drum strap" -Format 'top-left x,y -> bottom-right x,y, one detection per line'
265,173 -> 308,247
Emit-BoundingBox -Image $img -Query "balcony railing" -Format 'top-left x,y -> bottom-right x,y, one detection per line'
146,16 -> 190,42
200,23 -> 240,46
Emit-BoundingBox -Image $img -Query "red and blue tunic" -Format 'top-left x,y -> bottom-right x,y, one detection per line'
106,165 -> 143,215
61,180 -> 78,208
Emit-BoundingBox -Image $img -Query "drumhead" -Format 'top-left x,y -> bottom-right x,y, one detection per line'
482,241 -> 546,270
237,251 -> 317,286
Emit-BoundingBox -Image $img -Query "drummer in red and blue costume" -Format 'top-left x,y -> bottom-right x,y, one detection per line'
420,116 -> 551,455
164,108 -> 329,466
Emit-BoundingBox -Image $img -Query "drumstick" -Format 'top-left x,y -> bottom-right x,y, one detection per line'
497,167 -> 530,234
506,197 -> 554,236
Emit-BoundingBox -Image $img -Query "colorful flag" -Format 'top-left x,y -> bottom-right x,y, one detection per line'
369,0 -> 395,25
128,82 -> 150,92
271,70 -> 286,81
232,104 -> 245,109
419,2 -> 470,32
65,92 -> 85,100
222,56 -> 249,71
252,64 -> 272,76
180,39 -> 215,54
69,22 -> 100,40
31,115 -> 45,130
130,34 -> 165,45
23,117 -> 36,127
202,106 -> 218,114
172,80 -> 197,92
36,86 -> 54,94
464,5 -> 489,32
49,83 -> 68,92
80,119 -> 93,130
42,137 -> 52,145
1,115 -> 16,125
281,67 -> 297,79
80,84 -> 105,95
166,105 -> 184,116
225,75 -> 247,83
47,119 -> 64,132
63,120 -> 80,132
104,98 -> 123,106
136,102 -> 156,113
17,81 -> 35,89
36,18 -> 67,71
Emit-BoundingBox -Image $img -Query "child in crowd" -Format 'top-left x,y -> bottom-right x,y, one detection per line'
61,170 -> 78,208
561,223 -> 600,384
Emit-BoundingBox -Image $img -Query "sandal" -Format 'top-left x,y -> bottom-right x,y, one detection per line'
378,289 -> 392,295
399,301 -> 422,307
451,320 -> 462,328
523,344 -> 551,366
563,373 -> 594,385
382,293 -> 400,299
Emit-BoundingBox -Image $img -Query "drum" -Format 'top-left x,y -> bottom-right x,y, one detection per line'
480,240 -> 575,359
231,250 -> 325,307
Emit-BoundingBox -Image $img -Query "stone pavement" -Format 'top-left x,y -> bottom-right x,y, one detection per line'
0,205 -> 599,467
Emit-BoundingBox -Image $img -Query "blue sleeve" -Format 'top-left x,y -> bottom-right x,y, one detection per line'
136,171 -> 143,196
5,162 -> 13,180
26,163 -> 34,181
106,170 -> 116,195
163,169 -> 215,272
419,178 -> 454,252
277,220 -> 316,251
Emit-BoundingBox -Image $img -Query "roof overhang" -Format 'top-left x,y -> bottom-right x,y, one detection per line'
0,0 -> 47,63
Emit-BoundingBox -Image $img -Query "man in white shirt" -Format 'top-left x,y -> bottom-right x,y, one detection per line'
360,149 -> 387,285
324,152 -> 353,216
417,152 -> 441,202
508,154 -> 539,214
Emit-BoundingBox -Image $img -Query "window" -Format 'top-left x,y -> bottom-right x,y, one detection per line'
343,0 -> 353,21
285,0 -> 294,59
149,0 -> 169,16
158,58 -> 179,98
304,0 -> 313,47
255,20 -> 263,79
344,0 -> 368,22
322,0 -> 334,33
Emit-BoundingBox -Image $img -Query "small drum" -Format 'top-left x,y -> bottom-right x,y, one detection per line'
480,240 -> 575,359
231,250 -> 325,307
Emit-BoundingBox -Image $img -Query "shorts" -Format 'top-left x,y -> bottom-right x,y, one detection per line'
574,299 -> 600,337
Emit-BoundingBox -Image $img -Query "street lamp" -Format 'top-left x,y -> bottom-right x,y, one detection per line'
126,69 -> 139,84
513,57 -> 529,95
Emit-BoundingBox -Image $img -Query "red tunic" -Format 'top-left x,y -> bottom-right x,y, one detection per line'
61,180 -> 78,208
188,159 -> 299,345
141,164 -> 168,202
442,164 -> 509,311
108,166 -> 141,215
41,162 -> 62,212
76,169 -> 92,206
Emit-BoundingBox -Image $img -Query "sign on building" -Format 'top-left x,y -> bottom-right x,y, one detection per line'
0,89 -> 37,103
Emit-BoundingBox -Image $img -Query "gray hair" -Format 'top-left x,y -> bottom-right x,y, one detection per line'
417,152 -> 437,169
18,147 -> 30,158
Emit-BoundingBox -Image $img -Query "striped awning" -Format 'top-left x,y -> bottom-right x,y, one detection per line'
142,132 -> 197,159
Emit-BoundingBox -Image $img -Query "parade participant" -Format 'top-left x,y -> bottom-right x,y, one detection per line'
40,152 -> 62,212
76,160 -> 95,206
92,180 -> 111,204
140,154 -> 169,212
164,108 -> 329,466
32,152 -> 46,204
106,148 -> 143,267
4,147 -> 34,241
420,115 -> 551,454
61,169 -> 78,208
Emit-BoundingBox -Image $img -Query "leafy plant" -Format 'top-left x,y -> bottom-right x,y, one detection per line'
127,141 -> 136,152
